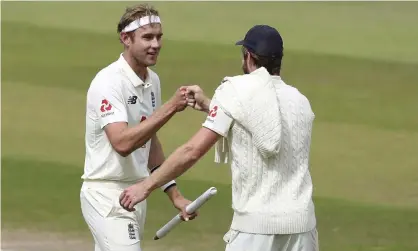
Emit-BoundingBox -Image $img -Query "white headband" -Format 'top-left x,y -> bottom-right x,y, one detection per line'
121,15 -> 161,33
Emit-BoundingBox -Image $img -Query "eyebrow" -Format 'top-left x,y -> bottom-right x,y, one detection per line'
141,32 -> 163,36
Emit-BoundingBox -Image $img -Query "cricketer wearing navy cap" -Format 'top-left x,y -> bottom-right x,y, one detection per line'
235,24 -> 284,57
235,25 -> 284,75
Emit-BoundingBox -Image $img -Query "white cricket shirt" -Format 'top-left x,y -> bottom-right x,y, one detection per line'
82,54 -> 161,182
202,67 -> 317,234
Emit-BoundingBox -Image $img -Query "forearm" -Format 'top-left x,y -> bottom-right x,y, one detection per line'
145,144 -> 201,192
148,135 -> 165,169
117,102 -> 176,156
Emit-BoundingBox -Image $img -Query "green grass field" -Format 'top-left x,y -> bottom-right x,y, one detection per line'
2,1 -> 418,251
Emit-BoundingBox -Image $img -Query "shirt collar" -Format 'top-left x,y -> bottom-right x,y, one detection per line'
251,67 -> 284,81
118,53 -> 153,88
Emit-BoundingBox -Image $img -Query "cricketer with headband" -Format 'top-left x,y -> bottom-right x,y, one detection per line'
80,5 -> 198,251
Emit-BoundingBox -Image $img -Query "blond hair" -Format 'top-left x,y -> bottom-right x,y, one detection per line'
117,3 -> 160,33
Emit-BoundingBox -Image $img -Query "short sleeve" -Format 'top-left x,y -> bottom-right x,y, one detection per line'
89,82 -> 128,129
202,97 -> 233,137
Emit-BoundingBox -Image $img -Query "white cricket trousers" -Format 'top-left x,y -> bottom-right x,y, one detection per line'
80,180 -> 147,251
223,228 -> 319,251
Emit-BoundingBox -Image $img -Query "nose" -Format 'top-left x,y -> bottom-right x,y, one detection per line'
151,38 -> 161,49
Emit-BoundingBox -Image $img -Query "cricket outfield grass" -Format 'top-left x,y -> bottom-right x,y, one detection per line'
2,1 -> 418,251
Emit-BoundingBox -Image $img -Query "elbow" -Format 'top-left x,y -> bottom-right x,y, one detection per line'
113,142 -> 132,157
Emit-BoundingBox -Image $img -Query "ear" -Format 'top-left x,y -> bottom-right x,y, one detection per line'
242,49 -> 248,62
244,51 -> 253,68
243,49 -> 249,60
120,32 -> 131,46
247,52 -> 256,67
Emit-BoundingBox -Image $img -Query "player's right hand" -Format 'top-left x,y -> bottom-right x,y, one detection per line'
119,182 -> 150,212
168,87 -> 188,112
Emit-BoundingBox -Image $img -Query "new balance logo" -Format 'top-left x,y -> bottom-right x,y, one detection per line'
127,96 -> 138,104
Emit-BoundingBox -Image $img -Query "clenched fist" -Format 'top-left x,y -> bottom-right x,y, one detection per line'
168,87 -> 188,112
185,85 -> 211,113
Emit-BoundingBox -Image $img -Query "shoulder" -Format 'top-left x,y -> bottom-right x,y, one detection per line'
215,73 -> 261,103
88,63 -> 124,96
216,73 -> 249,92
279,80 -> 314,115
221,73 -> 258,86
221,67 -> 270,88
281,80 -> 310,102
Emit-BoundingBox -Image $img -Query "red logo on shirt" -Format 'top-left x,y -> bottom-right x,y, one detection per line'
208,106 -> 218,117
100,99 -> 112,112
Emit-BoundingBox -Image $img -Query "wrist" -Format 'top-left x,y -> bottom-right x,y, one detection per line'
165,100 -> 178,114
203,97 -> 211,113
166,186 -> 183,203
143,177 -> 158,193
150,165 -> 177,192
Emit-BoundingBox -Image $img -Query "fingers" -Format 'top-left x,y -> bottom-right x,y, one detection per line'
184,91 -> 195,108
174,86 -> 203,112
187,92 -> 195,99
128,200 -> 136,211
119,190 -> 137,212
179,85 -> 203,96
179,86 -> 201,99
179,87 -> 188,96
183,213 -> 197,221
180,211 -> 198,222
119,190 -> 132,210
176,87 -> 187,99
187,96 -> 196,104
188,212 -> 198,221
185,85 -> 201,94
119,190 -> 127,207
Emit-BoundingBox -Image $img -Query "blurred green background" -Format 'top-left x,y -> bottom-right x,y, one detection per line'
2,1 -> 418,251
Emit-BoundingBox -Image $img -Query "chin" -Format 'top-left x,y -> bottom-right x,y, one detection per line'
145,58 -> 158,67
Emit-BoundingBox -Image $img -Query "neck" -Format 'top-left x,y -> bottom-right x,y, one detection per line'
248,64 -> 257,73
122,52 -> 148,81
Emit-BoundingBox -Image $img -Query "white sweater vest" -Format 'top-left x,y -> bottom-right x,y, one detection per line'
214,67 -> 317,234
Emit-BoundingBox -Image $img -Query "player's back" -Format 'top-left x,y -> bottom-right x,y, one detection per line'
271,76 -> 315,201
272,76 -> 315,165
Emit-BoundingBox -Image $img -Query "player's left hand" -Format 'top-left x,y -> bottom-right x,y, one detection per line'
119,182 -> 150,212
172,196 -> 198,221
185,85 -> 210,113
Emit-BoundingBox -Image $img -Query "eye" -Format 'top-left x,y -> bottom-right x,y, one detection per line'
142,34 -> 154,40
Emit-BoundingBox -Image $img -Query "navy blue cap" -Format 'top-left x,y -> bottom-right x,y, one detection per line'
235,25 -> 283,57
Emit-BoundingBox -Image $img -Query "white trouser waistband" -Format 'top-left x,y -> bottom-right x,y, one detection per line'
82,179 -> 142,190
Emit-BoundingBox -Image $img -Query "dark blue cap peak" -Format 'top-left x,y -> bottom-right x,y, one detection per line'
235,25 -> 283,57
